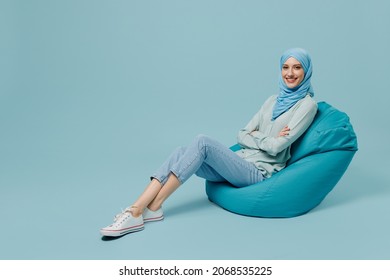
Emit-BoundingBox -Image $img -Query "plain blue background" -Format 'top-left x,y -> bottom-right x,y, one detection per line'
1,0 -> 389,259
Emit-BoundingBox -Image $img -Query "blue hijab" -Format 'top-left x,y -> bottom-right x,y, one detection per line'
271,48 -> 314,121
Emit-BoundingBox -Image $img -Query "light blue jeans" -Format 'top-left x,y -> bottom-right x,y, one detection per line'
152,134 -> 264,188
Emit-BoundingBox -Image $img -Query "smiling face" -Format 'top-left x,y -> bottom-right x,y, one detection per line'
282,57 -> 305,88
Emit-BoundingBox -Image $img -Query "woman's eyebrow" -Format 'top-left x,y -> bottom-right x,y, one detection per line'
282,63 -> 302,67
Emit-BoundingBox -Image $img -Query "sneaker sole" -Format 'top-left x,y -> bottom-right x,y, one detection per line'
100,224 -> 144,237
144,215 -> 164,223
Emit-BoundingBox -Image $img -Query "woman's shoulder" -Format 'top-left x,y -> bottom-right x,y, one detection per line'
264,95 -> 277,105
289,95 -> 317,117
268,94 -> 278,101
256,95 -> 277,110
301,94 -> 318,109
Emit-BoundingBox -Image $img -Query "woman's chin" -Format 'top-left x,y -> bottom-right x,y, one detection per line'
284,79 -> 299,88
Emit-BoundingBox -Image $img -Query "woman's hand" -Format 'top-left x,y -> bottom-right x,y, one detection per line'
278,126 -> 290,137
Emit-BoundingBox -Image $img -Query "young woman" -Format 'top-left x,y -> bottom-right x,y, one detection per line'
100,48 -> 318,237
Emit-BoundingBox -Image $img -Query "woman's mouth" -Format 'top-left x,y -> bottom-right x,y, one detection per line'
285,77 -> 297,84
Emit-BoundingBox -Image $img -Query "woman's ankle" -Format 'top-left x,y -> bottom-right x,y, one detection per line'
129,205 -> 143,217
147,203 -> 162,212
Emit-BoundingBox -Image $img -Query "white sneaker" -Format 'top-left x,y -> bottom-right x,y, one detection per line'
100,207 -> 144,237
143,207 -> 164,223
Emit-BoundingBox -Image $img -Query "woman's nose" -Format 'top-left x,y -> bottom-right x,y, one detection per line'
287,68 -> 294,77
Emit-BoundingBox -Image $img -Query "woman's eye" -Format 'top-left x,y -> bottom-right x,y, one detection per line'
282,66 -> 289,70
294,66 -> 302,70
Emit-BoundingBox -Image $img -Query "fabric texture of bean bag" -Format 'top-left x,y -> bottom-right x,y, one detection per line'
205,102 -> 358,217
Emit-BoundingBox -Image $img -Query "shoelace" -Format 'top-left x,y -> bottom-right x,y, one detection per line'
114,207 -> 132,222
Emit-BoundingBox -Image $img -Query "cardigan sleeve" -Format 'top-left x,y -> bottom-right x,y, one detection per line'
238,97 -> 317,156
237,97 -> 270,149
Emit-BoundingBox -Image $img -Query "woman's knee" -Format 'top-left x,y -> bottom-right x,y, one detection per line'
193,134 -> 213,148
172,146 -> 186,155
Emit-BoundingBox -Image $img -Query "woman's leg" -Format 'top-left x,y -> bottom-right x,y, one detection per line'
147,173 -> 180,211
129,145 -> 188,216
100,134 -> 264,236
129,178 -> 164,217
168,134 -> 264,187
132,134 -> 264,214
130,173 -> 181,216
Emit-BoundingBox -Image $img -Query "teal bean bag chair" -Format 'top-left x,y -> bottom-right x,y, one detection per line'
205,102 -> 358,217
